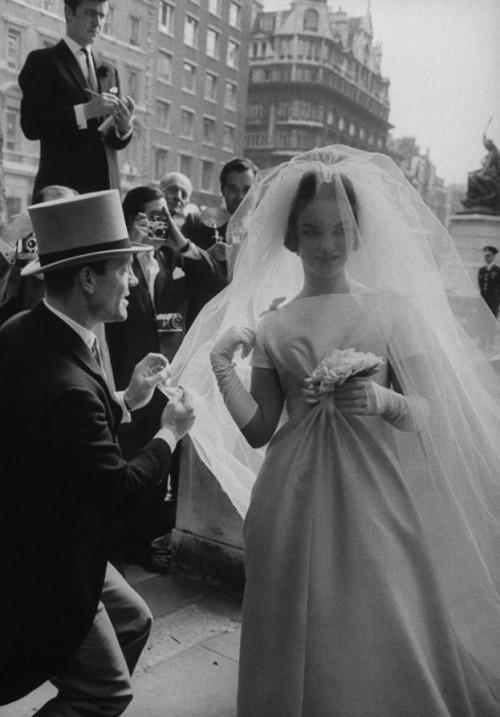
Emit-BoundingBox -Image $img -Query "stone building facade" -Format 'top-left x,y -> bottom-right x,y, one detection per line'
245,0 -> 391,169
0,0 -> 252,218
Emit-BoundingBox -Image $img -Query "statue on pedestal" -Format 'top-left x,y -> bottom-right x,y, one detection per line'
461,134 -> 500,214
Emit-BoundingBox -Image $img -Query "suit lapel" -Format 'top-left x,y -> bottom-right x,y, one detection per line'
35,304 -> 122,431
54,40 -> 92,103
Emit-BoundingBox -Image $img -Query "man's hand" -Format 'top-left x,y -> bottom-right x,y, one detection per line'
84,92 -> 119,121
161,387 -> 196,441
114,95 -> 135,135
129,212 -> 150,244
207,241 -> 229,262
124,353 -> 171,411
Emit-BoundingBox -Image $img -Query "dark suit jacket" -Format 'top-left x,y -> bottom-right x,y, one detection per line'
183,212 -> 229,292
0,302 -> 171,704
478,263 -> 500,316
106,245 -> 224,457
19,40 -> 131,196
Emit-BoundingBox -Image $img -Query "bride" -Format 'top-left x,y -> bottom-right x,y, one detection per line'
171,146 -> 500,716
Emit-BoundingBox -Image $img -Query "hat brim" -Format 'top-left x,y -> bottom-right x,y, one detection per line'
21,244 -> 153,277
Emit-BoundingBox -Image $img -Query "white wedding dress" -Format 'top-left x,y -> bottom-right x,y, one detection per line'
237,293 -> 500,717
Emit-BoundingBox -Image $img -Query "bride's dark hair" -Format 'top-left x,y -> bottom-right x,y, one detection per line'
284,171 -> 358,253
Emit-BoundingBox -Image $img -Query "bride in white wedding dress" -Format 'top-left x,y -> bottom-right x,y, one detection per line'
171,147 -> 500,716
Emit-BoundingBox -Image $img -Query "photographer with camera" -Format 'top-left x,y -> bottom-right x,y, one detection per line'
0,185 -> 79,328
105,185 -> 224,573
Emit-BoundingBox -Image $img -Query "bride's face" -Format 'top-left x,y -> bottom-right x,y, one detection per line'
296,190 -> 351,278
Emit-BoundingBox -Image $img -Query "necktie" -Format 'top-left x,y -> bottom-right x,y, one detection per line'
91,337 -> 104,372
80,47 -> 98,93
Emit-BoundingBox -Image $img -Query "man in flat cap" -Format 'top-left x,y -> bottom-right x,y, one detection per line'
0,190 -> 195,714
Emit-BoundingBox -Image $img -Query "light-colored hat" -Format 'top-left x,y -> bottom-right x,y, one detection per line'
22,189 -> 151,276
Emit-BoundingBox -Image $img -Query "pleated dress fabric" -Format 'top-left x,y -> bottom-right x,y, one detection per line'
237,294 -> 500,717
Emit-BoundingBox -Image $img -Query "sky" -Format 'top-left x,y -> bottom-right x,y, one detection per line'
261,0 -> 500,186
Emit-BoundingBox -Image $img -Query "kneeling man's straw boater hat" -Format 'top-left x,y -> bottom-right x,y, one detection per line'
21,189 -> 152,277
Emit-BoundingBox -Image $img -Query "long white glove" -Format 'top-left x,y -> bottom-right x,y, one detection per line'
210,326 -> 258,429
333,378 -> 428,432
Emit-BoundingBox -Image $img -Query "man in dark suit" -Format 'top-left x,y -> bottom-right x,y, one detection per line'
478,245 -> 500,317
19,0 -> 134,196
0,190 -> 195,713
105,185 -> 226,572
182,157 -> 258,284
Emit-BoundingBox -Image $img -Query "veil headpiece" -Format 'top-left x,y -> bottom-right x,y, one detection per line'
171,146 -> 500,674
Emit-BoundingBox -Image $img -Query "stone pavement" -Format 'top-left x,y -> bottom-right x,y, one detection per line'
3,565 -> 242,717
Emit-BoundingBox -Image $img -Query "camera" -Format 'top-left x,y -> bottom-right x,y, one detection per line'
156,313 -> 183,333
15,232 -> 38,262
148,212 -> 170,241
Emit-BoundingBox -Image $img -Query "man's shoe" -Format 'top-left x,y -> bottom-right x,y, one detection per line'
133,534 -> 172,574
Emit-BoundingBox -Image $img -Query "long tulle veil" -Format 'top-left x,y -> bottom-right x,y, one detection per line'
171,146 -> 500,680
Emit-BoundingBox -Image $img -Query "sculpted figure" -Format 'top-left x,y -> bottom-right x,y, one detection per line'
462,135 -> 500,213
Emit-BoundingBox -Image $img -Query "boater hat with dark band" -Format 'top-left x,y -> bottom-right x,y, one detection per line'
21,189 -> 152,276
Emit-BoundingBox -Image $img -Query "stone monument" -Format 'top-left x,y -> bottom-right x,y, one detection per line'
461,135 -> 500,215
449,132 -> 500,287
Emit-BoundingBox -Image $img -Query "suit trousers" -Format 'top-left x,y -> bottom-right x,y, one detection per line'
34,563 -> 153,716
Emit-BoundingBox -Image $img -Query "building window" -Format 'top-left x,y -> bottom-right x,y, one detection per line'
204,72 -> 218,102
251,68 -> 266,83
180,109 -> 195,139
158,51 -> 173,83
129,16 -> 140,45
349,122 -> 356,136
203,117 -> 216,145
154,148 -> 169,181
278,37 -> 293,59
7,197 -> 22,222
229,2 -> 241,29
6,106 -> 19,150
223,124 -> 235,152
206,28 -> 220,59
123,123 -> 142,175
179,154 -> 193,177
208,0 -> 220,16
7,28 -> 22,70
159,1 -> 174,34
303,9 -> 319,31
127,69 -> 140,102
259,14 -> 275,32
224,81 -> 237,110
103,6 -> 114,35
184,15 -> 199,48
155,100 -> 170,131
201,160 -> 214,192
183,62 -> 196,92
248,103 -> 263,121
338,117 -> 345,131
42,0 -> 56,11
227,39 -> 239,69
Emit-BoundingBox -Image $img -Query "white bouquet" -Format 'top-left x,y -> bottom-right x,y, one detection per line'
303,348 -> 384,403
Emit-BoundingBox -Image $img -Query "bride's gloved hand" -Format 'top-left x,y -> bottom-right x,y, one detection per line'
210,326 -> 258,429
333,378 -> 427,432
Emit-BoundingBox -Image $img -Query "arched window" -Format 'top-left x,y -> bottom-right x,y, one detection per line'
303,9 -> 319,32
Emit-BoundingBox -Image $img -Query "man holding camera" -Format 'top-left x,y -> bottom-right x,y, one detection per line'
0,190 -> 195,713
105,185 -> 223,572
